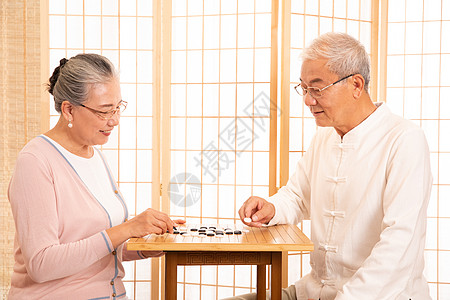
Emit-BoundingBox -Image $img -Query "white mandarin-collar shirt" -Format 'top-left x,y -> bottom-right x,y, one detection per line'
268,103 -> 432,300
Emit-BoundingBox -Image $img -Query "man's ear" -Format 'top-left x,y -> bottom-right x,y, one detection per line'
351,74 -> 365,99
60,101 -> 74,122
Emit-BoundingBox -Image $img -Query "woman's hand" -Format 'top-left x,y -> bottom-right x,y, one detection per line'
173,219 -> 186,226
106,209 -> 186,248
140,219 -> 185,259
125,208 -> 176,237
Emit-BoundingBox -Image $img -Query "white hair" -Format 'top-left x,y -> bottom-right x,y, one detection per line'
301,32 -> 371,92
47,53 -> 118,113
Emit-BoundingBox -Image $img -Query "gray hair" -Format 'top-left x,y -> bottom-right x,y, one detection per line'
301,32 -> 370,92
47,53 -> 118,113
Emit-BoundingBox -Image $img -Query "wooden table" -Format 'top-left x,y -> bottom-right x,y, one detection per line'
127,224 -> 313,300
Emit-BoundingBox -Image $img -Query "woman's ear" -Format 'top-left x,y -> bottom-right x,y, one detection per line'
351,74 -> 365,99
60,101 -> 74,122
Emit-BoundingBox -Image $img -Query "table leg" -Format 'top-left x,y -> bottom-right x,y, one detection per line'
165,252 -> 177,300
256,265 -> 266,300
270,252 -> 282,300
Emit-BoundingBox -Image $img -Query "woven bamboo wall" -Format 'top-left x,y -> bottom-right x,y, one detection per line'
0,0 -> 41,296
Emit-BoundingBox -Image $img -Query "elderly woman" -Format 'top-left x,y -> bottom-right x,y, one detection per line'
8,53 -> 181,300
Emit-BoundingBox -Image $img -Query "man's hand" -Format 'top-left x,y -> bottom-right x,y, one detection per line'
238,196 -> 275,227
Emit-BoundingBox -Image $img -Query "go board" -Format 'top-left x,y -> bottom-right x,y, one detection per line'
128,224 -> 314,252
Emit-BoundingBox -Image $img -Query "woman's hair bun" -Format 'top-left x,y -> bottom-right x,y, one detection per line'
47,58 -> 68,95
59,58 -> 68,67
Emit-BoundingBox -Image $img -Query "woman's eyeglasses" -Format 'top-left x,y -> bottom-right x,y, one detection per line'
80,100 -> 128,120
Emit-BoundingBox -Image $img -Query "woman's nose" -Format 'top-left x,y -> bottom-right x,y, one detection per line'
107,112 -> 120,126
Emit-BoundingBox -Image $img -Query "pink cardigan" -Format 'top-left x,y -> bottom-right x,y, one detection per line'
8,136 -> 145,300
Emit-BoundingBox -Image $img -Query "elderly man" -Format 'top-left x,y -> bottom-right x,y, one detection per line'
230,32 -> 432,300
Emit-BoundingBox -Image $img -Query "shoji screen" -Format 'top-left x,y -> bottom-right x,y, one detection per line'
163,0 -> 277,298
385,0 -> 450,298
48,0 -> 155,298
1,0 -> 41,295
283,0 -> 376,286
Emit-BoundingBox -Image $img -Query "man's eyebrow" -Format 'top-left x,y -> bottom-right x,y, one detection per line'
299,77 -> 324,85
309,78 -> 324,85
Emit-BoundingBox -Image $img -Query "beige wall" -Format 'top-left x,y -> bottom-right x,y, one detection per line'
0,0 -> 41,295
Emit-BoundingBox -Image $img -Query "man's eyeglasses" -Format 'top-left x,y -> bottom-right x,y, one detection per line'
80,100 -> 128,120
294,74 -> 355,99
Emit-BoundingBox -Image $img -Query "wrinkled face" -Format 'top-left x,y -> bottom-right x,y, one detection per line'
300,59 -> 355,135
71,79 -> 122,146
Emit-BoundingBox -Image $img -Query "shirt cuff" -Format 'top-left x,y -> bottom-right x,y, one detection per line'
266,196 -> 282,226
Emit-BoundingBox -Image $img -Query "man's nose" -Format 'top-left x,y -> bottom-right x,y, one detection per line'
303,92 -> 317,106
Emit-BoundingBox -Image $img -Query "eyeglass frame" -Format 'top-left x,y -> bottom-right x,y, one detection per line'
79,100 -> 128,120
294,74 -> 355,99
